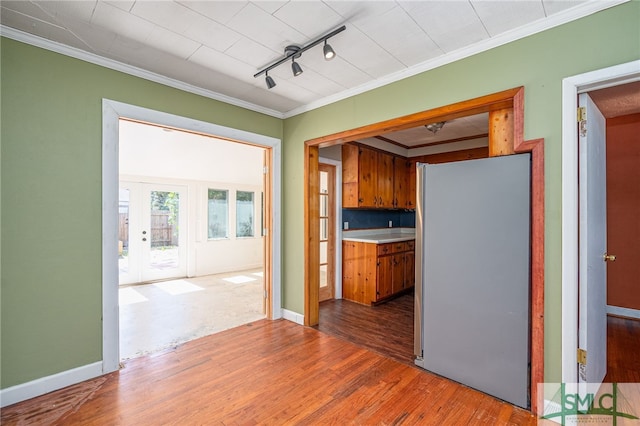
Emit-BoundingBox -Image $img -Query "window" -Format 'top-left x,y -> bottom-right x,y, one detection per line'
208,189 -> 228,239
236,191 -> 254,237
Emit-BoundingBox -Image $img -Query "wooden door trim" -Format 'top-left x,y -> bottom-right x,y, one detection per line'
303,86 -> 544,413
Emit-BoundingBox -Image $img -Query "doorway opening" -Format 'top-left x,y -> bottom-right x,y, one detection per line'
305,87 -> 545,411
561,61 -> 640,386
116,119 -> 269,360
102,99 -> 282,374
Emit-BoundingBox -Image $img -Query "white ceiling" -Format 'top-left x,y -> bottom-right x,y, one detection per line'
1,0 -> 625,119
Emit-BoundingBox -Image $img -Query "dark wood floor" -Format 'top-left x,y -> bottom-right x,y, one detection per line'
604,315 -> 640,383
315,292 -> 415,366
2,318 -> 535,425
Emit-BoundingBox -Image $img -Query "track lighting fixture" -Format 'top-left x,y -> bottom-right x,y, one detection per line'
291,59 -> 303,76
265,71 -> 276,89
254,25 -> 346,89
323,40 -> 336,60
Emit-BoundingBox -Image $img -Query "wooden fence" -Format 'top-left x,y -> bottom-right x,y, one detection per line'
119,210 -> 176,248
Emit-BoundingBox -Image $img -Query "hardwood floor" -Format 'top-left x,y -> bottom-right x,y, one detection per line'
315,292 -> 415,366
604,315 -> 640,383
1,319 -> 536,425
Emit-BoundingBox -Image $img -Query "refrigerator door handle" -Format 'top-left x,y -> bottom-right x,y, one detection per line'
413,162 -> 426,364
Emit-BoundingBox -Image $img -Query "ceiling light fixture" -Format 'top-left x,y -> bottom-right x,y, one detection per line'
323,40 -> 336,60
291,59 -> 303,76
254,25 -> 346,89
425,121 -> 446,134
265,71 -> 276,89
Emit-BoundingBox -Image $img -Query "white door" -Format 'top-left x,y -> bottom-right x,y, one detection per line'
578,93 -> 607,384
119,182 -> 187,285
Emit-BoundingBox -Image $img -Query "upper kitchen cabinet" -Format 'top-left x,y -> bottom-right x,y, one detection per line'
342,143 -> 416,209
342,144 -> 393,208
406,158 -> 417,209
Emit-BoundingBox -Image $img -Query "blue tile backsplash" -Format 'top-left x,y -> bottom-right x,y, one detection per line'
342,209 -> 415,230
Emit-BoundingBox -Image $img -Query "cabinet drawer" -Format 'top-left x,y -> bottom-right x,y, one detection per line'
406,240 -> 415,251
377,241 -> 409,255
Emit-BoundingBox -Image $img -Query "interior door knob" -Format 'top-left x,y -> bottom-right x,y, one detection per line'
603,253 -> 617,262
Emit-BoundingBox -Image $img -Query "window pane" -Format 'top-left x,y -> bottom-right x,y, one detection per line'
319,265 -> 328,288
208,189 -> 228,239
320,194 -> 328,217
320,217 -> 328,241
119,188 -> 130,276
237,191 -> 254,237
320,171 -> 328,193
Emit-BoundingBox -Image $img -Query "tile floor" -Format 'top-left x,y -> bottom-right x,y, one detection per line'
119,268 -> 265,360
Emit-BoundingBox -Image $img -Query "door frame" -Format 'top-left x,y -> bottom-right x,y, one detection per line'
102,99 -> 282,374
304,86 -> 545,412
560,59 -> 640,384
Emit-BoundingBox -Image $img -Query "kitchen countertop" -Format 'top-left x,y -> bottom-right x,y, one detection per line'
342,227 -> 415,244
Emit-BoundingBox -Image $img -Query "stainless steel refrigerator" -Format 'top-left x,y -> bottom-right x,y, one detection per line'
414,154 -> 531,409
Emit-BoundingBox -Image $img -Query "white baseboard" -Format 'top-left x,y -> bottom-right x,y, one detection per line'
607,305 -> 640,320
281,309 -> 304,325
0,361 -> 103,408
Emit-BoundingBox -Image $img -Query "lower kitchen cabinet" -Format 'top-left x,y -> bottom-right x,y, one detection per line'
342,239 -> 415,305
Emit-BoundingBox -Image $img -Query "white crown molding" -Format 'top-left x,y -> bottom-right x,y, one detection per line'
0,25 -> 286,119
1,0 -> 628,120
281,0 -> 629,118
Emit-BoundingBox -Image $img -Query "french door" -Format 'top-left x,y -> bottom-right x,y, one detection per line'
119,182 -> 187,285
319,164 -> 336,302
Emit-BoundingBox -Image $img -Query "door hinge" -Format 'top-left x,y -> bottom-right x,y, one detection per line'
578,107 -> 587,137
577,107 -> 586,122
263,166 -> 269,174
264,290 -> 268,299
577,348 -> 587,365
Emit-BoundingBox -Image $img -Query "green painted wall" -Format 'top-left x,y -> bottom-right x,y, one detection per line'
282,2 -> 639,383
0,38 -> 281,389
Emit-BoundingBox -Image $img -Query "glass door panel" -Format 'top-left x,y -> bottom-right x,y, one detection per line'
119,182 -> 187,285
142,185 -> 187,282
119,182 -> 141,285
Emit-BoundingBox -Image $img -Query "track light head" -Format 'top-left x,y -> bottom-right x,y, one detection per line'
323,40 -> 336,60
265,73 -> 276,89
291,59 -> 303,76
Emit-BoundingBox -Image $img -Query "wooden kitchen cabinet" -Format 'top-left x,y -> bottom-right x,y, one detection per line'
343,143 -> 416,210
406,159 -> 417,209
393,156 -> 408,209
342,144 -> 394,208
343,239 -> 415,305
403,240 -> 415,289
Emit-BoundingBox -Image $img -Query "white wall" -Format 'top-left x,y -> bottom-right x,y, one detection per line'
119,120 -> 265,277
